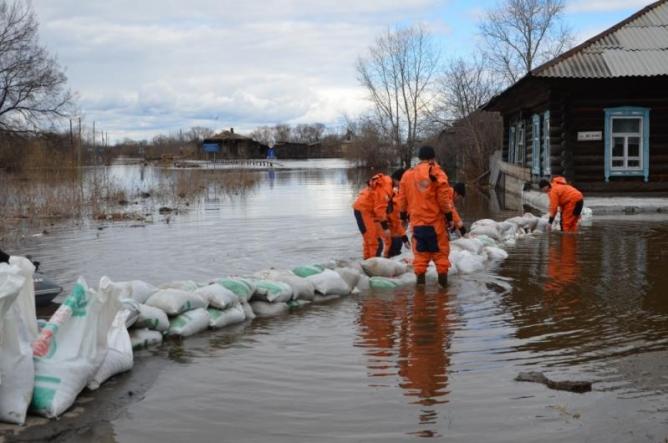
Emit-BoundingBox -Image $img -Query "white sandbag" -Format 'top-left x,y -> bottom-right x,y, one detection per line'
167,308 -> 210,337
470,225 -> 501,241
484,246 -> 509,261
252,280 -> 293,303
250,301 -> 289,317
470,218 -> 497,230
471,234 -> 498,248
361,257 -> 408,277
306,269 -> 351,295
335,267 -> 361,292
292,264 -> 325,278
534,217 -> 550,233
87,309 -> 133,390
158,280 -> 199,292
369,272 -> 416,290
31,277 -> 120,418
195,284 -> 239,310
135,304 -> 170,332
287,299 -> 312,309
451,250 -> 486,274
451,238 -> 484,255
130,328 -> 163,350
207,304 -> 246,329
240,301 -> 256,321
0,260 -> 35,425
120,298 -> 141,328
217,277 -> 256,303
101,279 -> 158,304
255,270 -> 315,301
356,274 -> 370,291
145,288 -> 207,316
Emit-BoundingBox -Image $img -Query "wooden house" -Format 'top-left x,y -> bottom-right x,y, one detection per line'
202,128 -> 268,159
483,0 -> 668,193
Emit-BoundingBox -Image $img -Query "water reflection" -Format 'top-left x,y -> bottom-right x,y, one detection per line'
356,287 -> 452,436
544,234 -> 578,295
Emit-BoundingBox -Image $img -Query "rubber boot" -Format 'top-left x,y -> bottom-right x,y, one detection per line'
416,273 -> 426,285
438,273 -> 448,288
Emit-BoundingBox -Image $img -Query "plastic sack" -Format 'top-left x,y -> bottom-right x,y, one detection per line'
87,309 -> 133,390
470,225 -> 500,241
255,270 -> 315,301
158,280 -> 199,292
451,238 -> 484,255
120,298 -> 141,328
31,277 -> 120,418
167,308 -> 210,337
361,257 -> 408,277
207,305 -> 246,329
145,288 -> 207,316
292,264 -> 325,278
450,250 -> 486,274
0,258 -> 36,425
335,267 -> 361,293
217,278 -> 256,303
250,301 -> 289,317
240,301 -> 256,321
306,269 -> 351,296
195,284 -> 239,310
135,304 -> 170,332
369,272 -> 416,290
252,280 -> 293,303
101,279 -> 158,304
130,328 -> 163,350
484,246 -> 509,261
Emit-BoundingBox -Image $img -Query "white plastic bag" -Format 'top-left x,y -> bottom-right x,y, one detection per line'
484,246 -> 509,261
31,277 -> 120,418
217,278 -> 256,303
451,238 -> 484,255
195,284 -> 239,310
335,267 -> 361,293
101,279 -> 158,304
0,259 -> 36,425
361,257 -> 408,277
240,301 -> 256,321
251,280 -> 293,303
87,309 -> 133,390
145,288 -> 207,316
254,270 -> 315,301
130,328 -> 163,350
167,308 -> 210,337
207,305 -> 246,329
135,304 -> 170,331
120,298 -> 141,328
306,269 -> 351,295
158,280 -> 199,292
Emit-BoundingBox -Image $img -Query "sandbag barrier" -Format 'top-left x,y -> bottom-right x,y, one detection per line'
0,211 -> 586,424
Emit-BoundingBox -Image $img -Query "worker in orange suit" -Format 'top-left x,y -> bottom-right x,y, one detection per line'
397,145 -> 455,287
353,172 -> 394,259
539,177 -> 584,233
382,169 -> 411,258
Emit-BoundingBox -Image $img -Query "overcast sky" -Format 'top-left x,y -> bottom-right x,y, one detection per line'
32,0 -> 651,142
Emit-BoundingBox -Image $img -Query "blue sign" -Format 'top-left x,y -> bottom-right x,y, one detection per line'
203,143 -> 220,153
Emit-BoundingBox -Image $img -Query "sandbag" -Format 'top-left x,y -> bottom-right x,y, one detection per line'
292,264 -> 325,278
130,328 -> 163,350
145,288 -> 207,316
287,299 -> 311,309
240,301 -> 256,321
450,250 -> 485,274
217,278 -> 256,303
356,274 -> 370,291
470,225 -> 500,241
135,304 -> 170,332
361,257 -> 407,277
195,284 -> 239,310
207,304 -> 246,329
335,267 -> 361,292
250,301 -> 289,317
252,280 -> 293,303
484,246 -> 509,261
158,280 -> 199,292
31,277 -> 120,418
451,238 -> 484,255
167,308 -> 210,337
471,234 -> 498,248
306,269 -> 351,295
0,259 -> 35,425
87,309 -> 133,390
369,272 -> 416,290
100,279 -> 158,304
120,298 -> 141,328
255,270 -> 315,301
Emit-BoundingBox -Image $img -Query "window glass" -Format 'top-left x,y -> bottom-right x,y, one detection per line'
628,137 -> 640,157
612,118 -> 640,133
612,137 -> 624,157
628,160 -> 640,168
612,159 -> 624,167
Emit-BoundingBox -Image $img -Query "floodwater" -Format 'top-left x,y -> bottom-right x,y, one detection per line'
3,160 -> 668,442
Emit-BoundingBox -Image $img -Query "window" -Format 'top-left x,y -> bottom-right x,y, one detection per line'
516,121 -> 525,165
531,114 -> 541,175
543,111 -> 551,176
604,107 -> 650,182
508,126 -> 516,164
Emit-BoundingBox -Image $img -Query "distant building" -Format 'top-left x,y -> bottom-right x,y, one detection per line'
273,141 -> 339,159
484,0 -> 668,193
202,128 -> 268,159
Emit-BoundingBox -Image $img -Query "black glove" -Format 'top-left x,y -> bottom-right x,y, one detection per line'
400,211 -> 408,222
445,212 -> 453,223
401,235 -> 410,248
459,225 -> 467,236
380,220 -> 389,230
548,216 -> 555,225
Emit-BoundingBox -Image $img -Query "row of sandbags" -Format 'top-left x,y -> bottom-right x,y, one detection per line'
0,211 -> 560,424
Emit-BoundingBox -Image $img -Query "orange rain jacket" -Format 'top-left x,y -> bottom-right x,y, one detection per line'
397,161 -> 454,274
548,176 -> 584,232
353,173 -> 394,259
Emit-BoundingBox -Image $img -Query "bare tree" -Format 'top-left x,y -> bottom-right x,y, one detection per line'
187,126 -> 214,143
292,123 -> 325,143
479,0 -> 573,85
0,1 -> 72,133
356,25 -> 438,168
433,57 -> 502,181
249,125 -> 274,146
273,123 -> 291,143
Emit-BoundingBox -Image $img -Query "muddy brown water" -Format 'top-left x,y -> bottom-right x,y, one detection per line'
2,160 -> 668,442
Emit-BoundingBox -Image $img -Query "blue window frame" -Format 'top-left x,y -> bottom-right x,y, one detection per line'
543,111 -> 551,176
508,125 -> 516,164
531,114 -> 541,175
604,107 -> 650,182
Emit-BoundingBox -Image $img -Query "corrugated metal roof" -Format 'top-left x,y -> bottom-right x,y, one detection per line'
534,0 -> 668,78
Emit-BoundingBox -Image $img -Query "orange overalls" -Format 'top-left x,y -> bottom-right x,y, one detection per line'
397,161 -> 454,275
382,188 -> 407,258
548,177 -> 584,233
545,235 -> 579,295
353,173 -> 393,259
